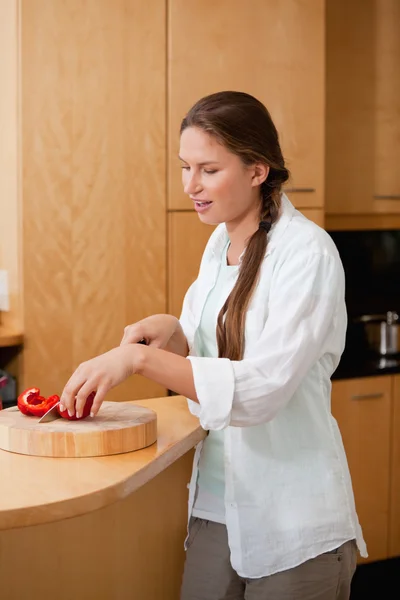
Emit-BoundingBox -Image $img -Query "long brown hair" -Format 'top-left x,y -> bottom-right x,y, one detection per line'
180,91 -> 289,360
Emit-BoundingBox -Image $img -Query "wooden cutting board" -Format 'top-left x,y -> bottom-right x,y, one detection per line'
0,401 -> 157,458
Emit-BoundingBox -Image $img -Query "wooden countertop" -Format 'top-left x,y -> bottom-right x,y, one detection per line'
0,396 -> 205,530
0,326 -> 23,347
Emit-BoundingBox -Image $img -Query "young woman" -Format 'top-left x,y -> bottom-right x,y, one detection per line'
60,91 -> 367,599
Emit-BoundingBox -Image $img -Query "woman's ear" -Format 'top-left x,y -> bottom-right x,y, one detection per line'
251,163 -> 270,187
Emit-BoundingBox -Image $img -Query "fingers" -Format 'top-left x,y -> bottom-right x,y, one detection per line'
60,363 -> 99,418
120,323 -> 145,346
74,381 -> 97,419
90,385 -> 108,417
59,373 -> 83,416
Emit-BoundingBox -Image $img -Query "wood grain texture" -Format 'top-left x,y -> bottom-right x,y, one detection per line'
0,401 -> 157,457
0,450 -> 194,600
168,0 -> 325,209
0,0 -> 22,330
168,212 -> 216,317
326,214 -> 400,231
0,395 -> 205,530
325,0 -> 375,215
20,0 -> 166,400
0,327 -> 23,348
326,0 -> 400,215
374,0 -> 400,203
331,376 -> 392,563
389,375 -> 400,557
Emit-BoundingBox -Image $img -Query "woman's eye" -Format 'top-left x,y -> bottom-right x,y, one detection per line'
181,166 -> 190,171
204,169 -> 217,175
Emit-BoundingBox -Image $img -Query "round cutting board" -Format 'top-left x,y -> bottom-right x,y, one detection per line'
0,401 -> 157,458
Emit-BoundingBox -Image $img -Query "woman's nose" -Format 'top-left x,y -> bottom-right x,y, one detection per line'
183,172 -> 202,195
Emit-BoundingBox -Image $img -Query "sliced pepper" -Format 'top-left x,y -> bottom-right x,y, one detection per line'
17,388 -> 59,417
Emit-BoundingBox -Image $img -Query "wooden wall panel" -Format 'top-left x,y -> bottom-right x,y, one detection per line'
168,212 -> 215,317
20,0 -> 166,400
0,0 -> 22,331
168,0 -> 325,210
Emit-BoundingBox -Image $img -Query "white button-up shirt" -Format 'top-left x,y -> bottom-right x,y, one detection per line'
180,193 -> 367,578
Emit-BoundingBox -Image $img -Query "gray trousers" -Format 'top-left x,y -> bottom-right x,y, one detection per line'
180,518 -> 357,600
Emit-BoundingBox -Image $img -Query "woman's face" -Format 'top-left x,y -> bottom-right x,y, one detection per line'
179,126 -> 267,228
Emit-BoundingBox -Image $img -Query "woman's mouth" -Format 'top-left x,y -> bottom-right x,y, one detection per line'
193,200 -> 213,214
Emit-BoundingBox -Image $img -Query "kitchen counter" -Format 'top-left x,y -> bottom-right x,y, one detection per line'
332,353 -> 400,380
0,395 -> 205,600
0,395 -> 205,530
0,325 -> 23,347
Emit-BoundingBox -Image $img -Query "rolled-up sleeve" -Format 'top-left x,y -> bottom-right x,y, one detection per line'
188,250 -> 345,429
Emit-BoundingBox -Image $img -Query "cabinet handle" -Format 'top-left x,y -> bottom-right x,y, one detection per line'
284,188 -> 316,193
373,195 -> 400,200
351,393 -> 384,401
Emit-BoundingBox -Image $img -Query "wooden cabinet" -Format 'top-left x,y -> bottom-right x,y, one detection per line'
168,0 -> 325,210
0,1 -> 21,332
168,213 -> 215,317
331,376 -> 392,563
168,208 -> 324,318
19,0 -> 167,401
326,0 -> 400,215
389,375 -> 400,557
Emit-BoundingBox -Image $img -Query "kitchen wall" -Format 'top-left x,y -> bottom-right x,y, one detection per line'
0,0 -> 21,332
1,0 -> 399,401
1,0 -> 167,400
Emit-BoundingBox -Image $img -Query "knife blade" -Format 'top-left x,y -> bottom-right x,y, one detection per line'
38,401 -> 61,423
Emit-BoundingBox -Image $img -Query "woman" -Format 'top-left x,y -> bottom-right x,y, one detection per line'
60,91 -> 367,599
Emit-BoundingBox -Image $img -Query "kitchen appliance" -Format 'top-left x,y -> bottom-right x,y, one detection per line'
0,401 -> 157,457
356,311 -> 399,356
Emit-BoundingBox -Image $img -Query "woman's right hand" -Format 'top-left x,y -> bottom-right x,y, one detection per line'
120,314 -> 189,356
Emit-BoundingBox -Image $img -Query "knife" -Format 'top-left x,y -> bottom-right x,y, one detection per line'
38,400 -> 61,423
38,339 -> 147,423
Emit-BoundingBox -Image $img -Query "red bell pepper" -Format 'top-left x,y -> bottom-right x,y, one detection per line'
57,392 -> 95,421
17,388 -> 59,417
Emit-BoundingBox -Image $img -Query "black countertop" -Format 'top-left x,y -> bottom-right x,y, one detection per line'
332,352 -> 400,380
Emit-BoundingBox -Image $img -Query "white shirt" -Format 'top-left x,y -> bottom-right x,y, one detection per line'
180,193 -> 368,578
192,242 -> 238,524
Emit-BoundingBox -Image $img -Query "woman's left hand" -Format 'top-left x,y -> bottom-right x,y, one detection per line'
59,345 -> 140,418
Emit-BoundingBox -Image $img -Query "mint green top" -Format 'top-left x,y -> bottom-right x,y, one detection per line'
192,242 -> 239,524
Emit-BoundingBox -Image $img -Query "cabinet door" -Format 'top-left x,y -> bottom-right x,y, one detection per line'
169,0 -> 324,210
21,0 -> 166,401
389,375 -> 400,557
326,0 -> 400,215
331,376 -> 392,563
168,213 -> 216,317
374,0 -> 400,207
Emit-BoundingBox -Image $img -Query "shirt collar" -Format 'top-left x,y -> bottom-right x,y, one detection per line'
210,192 -> 296,263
